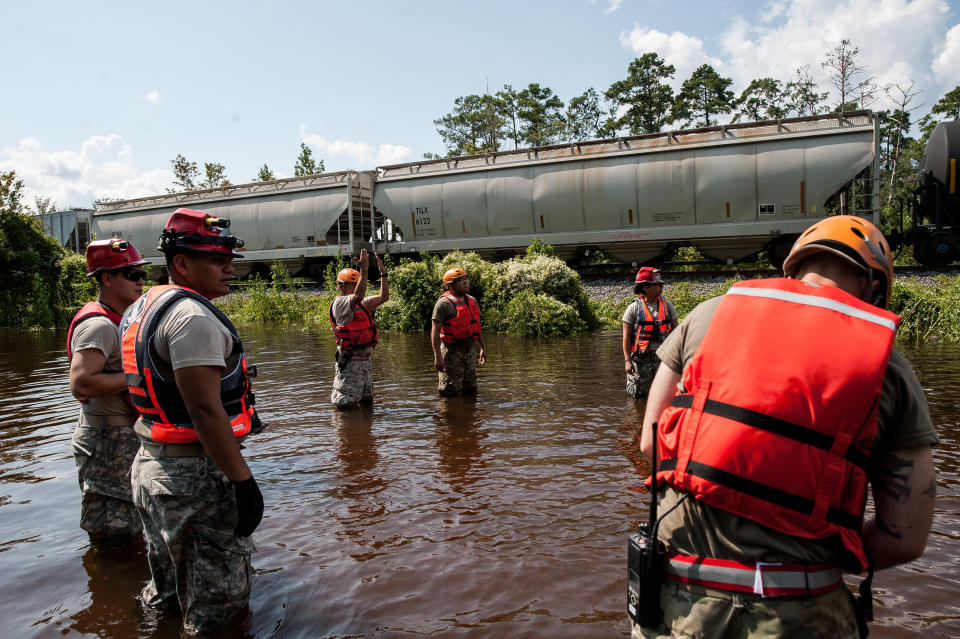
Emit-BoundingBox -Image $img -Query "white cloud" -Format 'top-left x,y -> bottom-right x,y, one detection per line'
618,0 -> 957,117
0,135 -> 170,208
301,133 -> 413,168
144,90 -> 160,104
606,0 -> 623,14
933,23 -> 960,84
619,26 -> 722,86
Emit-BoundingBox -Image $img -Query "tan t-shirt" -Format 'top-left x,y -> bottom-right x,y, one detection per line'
71,315 -> 138,420
431,295 -> 458,325
621,296 -> 679,354
151,297 -> 234,372
653,293 -> 938,565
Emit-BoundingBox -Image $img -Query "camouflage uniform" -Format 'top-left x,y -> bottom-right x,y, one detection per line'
331,354 -> 373,408
132,448 -> 254,634
633,583 -> 859,639
626,351 -> 660,398
438,341 -> 479,395
71,417 -> 143,542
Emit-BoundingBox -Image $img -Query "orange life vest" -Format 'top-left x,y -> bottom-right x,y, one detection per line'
328,299 -> 378,351
67,300 -> 123,362
68,300 -> 130,406
653,278 -> 898,573
631,296 -> 672,353
439,291 -> 481,344
121,285 -> 256,444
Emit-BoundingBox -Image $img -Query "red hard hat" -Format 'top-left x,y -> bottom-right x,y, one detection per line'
158,208 -> 245,257
85,239 -> 148,276
635,266 -> 663,284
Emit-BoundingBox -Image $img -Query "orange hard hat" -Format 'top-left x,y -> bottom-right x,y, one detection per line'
158,208 -> 245,257
782,215 -> 893,308
635,266 -> 663,284
85,239 -> 148,276
337,268 -> 361,283
442,268 -> 467,284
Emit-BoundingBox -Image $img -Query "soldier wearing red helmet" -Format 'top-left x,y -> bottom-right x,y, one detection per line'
622,266 -> 678,398
121,208 -> 264,634
68,239 -> 148,546
633,217 -> 937,639
431,267 -> 487,395
328,248 -> 390,408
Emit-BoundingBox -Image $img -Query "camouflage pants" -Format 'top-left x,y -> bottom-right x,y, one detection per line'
626,350 -> 660,398
632,581 -> 859,639
71,418 -> 142,542
131,450 -> 255,635
331,355 -> 373,409
438,341 -> 479,395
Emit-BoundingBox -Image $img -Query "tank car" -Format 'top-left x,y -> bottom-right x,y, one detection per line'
909,120 -> 960,266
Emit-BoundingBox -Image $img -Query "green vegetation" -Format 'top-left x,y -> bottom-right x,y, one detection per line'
888,277 -> 960,344
0,171 -> 97,327
217,261 -> 333,324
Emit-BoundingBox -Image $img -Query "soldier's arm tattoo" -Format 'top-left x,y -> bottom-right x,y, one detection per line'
872,453 -> 914,504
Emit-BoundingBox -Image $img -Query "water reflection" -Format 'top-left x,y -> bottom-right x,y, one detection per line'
1,327 -> 958,638
434,395 -> 486,491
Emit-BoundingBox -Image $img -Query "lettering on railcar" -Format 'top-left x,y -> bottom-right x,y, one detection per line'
414,206 -> 433,226
653,211 -> 682,222
759,204 -> 775,215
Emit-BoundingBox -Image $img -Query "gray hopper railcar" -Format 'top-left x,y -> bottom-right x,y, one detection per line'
92,111 -> 881,278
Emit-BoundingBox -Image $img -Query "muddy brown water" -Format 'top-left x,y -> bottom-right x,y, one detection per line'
0,326 -> 957,638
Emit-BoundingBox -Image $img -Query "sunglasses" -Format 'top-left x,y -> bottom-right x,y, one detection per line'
120,269 -> 147,281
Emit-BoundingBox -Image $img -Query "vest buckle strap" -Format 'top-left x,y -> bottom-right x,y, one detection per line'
663,552 -> 843,598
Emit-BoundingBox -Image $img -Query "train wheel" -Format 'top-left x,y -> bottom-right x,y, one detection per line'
915,232 -> 960,267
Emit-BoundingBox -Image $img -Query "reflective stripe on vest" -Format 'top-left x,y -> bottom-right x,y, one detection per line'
328,299 -> 378,351
631,296 -> 672,353
654,278 -> 898,573
121,285 -> 254,444
439,292 -> 481,344
663,552 -> 844,597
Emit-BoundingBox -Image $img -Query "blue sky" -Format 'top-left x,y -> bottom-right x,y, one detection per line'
2,0 -> 959,208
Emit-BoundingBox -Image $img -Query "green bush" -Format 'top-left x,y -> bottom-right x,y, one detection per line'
218,261 -> 331,324
504,291 -> 585,337
888,277 -> 960,344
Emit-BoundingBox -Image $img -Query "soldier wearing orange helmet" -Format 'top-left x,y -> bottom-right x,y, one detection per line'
622,266 -> 678,398
431,267 -> 486,395
68,239 -> 148,546
329,248 -> 389,408
632,216 -> 937,639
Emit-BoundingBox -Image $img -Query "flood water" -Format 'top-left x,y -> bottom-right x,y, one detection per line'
0,325 -> 958,638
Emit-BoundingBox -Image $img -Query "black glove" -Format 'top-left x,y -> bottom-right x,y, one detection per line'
231,475 -> 264,537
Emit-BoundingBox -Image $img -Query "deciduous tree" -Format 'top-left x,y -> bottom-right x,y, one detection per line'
255,164 -> 276,182
565,88 -> 607,141
821,39 -> 877,111
294,143 -> 325,176
169,153 -> 199,192
199,162 -> 229,189
786,65 -> 828,116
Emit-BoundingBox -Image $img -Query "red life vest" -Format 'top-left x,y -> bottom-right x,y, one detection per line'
67,300 -> 123,362
121,285 -> 256,444
439,291 -> 481,344
328,298 -> 378,351
631,296 -> 672,353
654,278 -> 899,573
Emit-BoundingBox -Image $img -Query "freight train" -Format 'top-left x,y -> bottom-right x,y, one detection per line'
74,111 -> 955,278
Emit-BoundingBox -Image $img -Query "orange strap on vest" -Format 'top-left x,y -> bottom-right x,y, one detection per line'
328,299 -> 378,351
631,296 -> 672,353
654,278 -> 898,573
121,285 -> 255,444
